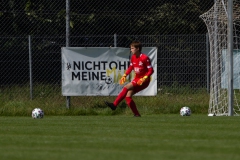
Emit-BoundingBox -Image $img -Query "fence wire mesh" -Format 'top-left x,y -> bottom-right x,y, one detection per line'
0,0 -> 213,112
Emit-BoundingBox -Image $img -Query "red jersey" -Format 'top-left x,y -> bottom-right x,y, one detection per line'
125,53 -> 154,78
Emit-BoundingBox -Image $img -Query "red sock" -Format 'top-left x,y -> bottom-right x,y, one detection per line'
125,97 -> 140,116
113,87 -> 128,106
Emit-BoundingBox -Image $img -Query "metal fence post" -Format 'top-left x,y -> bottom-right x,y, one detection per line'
206,33 -> 210,93
114,33 -> 117,47
66,0 -> 70,109
29,35 -> 33,100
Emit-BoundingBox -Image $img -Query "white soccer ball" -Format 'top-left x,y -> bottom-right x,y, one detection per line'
180,106 -> 191,116
32,108 -> 44,119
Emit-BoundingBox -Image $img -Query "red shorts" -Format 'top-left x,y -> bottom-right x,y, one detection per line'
131,77 -> 150,94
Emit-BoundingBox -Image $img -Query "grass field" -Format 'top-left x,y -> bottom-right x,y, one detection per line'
1,115 -> 240,160
0,84 -> 210,116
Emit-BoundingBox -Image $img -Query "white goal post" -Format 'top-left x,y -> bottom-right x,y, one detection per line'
200,0 -> 240,116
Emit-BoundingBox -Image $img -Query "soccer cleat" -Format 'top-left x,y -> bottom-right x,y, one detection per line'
104,101 -> 116,110
133,114 -> 141,117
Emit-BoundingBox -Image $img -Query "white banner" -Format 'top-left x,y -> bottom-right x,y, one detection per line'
62,47 -> 157,96
221,49 -> 240,89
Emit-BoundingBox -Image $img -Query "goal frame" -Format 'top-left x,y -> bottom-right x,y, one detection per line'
200,0 -> 234,116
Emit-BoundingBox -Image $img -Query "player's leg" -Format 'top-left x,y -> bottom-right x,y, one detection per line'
113,82 -> 134,106
125,79 -> 150,116
125,91 -> 141,117
104,82 -> 134,110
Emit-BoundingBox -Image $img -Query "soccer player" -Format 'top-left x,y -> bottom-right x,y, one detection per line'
105,41 -> 154,117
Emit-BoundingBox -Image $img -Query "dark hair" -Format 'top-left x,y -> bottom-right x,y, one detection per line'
130,41 -> 142,52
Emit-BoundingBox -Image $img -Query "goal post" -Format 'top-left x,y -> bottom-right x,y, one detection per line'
227,0 -> 234,116
200,0 -> 239,116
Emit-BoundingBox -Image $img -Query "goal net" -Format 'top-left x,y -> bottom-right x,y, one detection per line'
200,0 -> 240,116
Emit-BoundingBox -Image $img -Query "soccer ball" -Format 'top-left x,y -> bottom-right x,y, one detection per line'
180,106 -> 191,116
32,108 -> 44,119
105,76 -> 113,84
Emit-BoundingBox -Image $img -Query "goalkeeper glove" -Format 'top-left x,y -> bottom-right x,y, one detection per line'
137,76 -> 148,86
119,74 -> 127,85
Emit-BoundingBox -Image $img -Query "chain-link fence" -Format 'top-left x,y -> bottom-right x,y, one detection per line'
0,0 -> 214,111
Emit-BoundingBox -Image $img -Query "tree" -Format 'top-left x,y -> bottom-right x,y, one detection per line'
0,0 -> 213,36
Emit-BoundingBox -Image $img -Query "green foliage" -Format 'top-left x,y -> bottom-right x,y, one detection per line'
0,0 -> 213,35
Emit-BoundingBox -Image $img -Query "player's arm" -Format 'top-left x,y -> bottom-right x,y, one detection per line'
119,63 -> 134,85
145,56 -> 154,77
137,57 -> 154,85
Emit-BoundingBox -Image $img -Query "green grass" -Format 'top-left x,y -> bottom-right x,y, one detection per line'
1,115 -> 240,160
0,84 -> 210,116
